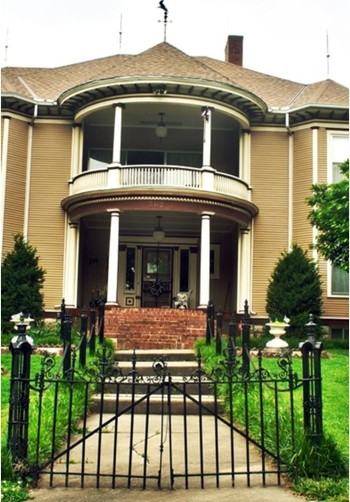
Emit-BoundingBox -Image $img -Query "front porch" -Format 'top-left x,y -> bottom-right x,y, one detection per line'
104,306 -> 207,350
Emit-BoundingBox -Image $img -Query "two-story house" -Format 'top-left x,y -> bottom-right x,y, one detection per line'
1,36 -> 348,344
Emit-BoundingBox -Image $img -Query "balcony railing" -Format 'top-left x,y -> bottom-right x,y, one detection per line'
69,165 -> 251,201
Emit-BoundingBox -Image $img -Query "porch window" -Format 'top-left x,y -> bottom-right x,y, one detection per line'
125,247 -> 136,291
180,249 -> 189,291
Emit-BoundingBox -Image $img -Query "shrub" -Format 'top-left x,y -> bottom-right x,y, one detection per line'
266,244 -> 323,338
1,234 -> 46,333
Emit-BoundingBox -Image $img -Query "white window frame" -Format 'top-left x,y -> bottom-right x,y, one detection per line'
326,131 -> 349,297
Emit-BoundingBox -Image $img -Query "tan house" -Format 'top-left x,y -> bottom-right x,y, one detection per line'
1,36 -> 349,341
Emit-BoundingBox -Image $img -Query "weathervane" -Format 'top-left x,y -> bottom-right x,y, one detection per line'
158,0 -> 169,42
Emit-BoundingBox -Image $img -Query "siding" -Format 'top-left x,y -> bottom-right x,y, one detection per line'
28,122 -> 72,309
293,129 -> 313,248
250,130 -> 289,316
2,117 -> 28,255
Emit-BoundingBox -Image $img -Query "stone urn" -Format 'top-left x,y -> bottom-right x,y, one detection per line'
266,321 -> 289,349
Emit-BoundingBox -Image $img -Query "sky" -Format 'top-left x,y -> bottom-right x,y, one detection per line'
1,0 -> 349,87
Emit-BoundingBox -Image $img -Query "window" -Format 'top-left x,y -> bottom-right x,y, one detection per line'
125,247 -> 136,291
330,327 -> 349,340
328,133 -> 349,296
88,149 -> 112,170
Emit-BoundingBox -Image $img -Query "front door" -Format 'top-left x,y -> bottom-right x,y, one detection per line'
142,247 -> 173,307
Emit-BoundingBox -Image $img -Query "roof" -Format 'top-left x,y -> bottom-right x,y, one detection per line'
1,42 -> 348,113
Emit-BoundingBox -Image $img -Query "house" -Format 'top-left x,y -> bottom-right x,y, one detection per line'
1,36 -> 349,345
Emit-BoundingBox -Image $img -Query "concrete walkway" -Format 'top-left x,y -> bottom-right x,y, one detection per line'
31,412 -> 312,501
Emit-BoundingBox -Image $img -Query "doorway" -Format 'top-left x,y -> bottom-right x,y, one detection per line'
142,247 -> 173,307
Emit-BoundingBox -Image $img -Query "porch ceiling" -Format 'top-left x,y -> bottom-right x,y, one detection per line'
82,211 -> 237,240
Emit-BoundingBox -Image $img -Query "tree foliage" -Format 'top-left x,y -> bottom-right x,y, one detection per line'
307,159 -> 349,273
1,234 -> 46,332
266,244 -> 323,338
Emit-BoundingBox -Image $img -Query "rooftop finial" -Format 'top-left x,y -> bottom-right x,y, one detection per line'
158,0 -> 169,42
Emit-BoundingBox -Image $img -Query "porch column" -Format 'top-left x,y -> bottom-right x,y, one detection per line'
198,212 -> 213,308
202,106 -> 212,167
106,210 -> 120,305
240,130 -> 251,184
112,103 -> 125,165
237,227 -> 252,312
63,221 -> 79,307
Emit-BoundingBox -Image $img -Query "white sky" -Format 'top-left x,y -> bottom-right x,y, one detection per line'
1,0 -> 349,87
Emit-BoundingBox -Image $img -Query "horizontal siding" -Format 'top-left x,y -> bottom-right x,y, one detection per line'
29,123 -> 72,309
293,129 -> 313,248
251,131 -> 289,316
2,117 -> 28,255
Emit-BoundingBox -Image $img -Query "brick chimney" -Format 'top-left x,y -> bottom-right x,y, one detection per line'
225,35 -> 243,66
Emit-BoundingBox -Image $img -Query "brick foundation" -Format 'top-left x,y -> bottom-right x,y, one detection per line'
104,307 -> 207,350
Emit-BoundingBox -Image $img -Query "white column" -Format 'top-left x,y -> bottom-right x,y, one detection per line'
287,132 -> 294,251
199,212 -> 213,308
312,127 -> 319,261
63,221 -> 79,307
107,211 -> 120,304
0,116 -> 11,254
237,227 -> 252,312
202,106 -> 212,167
23,123 -> 34,239
71,124 -> 82,179
112,104 -> 124,165
240,130 -> 251,184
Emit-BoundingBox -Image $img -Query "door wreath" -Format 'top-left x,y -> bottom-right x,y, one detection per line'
150,281 -> 164,297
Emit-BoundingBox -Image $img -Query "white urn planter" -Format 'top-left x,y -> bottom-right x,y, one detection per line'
266,321 -> 289,349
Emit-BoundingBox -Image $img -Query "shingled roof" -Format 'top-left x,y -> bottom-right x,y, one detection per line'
2,42 -> 348,111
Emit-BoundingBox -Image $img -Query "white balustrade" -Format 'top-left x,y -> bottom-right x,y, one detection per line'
69,165 -> 250,201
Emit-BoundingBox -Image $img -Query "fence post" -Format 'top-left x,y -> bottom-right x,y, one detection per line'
79,306 -> 88,368
229,313 -> 237,350
300,314 -> 323,443
58,298 -> 66,340
242,300 -> 250,377
62,310 -> 72,377
8,315 -> 35,465
98,297 -> 105,345
216,306 -> 223,355
89,304 -> 96,355
206,300 -> 215,345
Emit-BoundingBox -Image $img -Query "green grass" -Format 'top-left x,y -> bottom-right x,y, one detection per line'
196,338 -> 349,501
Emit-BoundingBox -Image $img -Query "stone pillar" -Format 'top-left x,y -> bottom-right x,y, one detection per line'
63,221 -> 79,307
112,104 -> 125,165
237,227 -> 251,312
106,211 -> 120,304
199,212 -> 213,308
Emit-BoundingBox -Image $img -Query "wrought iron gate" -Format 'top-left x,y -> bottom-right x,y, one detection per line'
7,305 -> 323,490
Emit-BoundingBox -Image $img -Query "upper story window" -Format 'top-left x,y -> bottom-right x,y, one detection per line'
327,132 -> 349,297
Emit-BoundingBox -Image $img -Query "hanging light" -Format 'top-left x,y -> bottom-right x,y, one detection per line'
155,113 -> 167,138
153,216 -> 165,242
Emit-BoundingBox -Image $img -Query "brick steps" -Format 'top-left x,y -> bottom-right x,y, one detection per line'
104,307 -> 206,350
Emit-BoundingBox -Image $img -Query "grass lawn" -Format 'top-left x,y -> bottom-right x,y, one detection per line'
1,344 -> 349,501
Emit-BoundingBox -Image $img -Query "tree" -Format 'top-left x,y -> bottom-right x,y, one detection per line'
307,159 -> 349,272
266,244 -> 323,338
1,234 -> 46,332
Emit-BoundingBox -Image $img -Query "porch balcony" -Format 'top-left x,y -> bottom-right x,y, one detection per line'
68,164 -> 252,203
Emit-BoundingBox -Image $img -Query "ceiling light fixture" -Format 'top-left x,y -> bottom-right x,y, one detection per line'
155,112 -> 167,139
153,215 -> 165,242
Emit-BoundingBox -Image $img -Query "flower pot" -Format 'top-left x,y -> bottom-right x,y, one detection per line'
266,322 -> 289,348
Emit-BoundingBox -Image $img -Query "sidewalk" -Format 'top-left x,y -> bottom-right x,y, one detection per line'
30,413 -> 312,502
